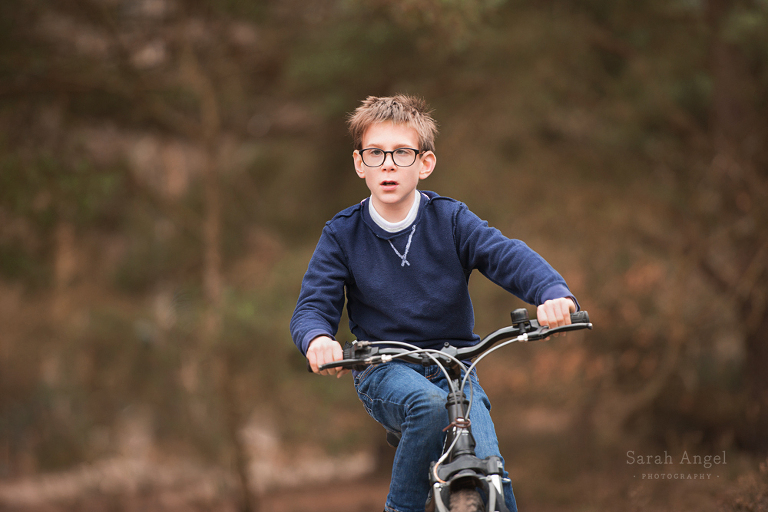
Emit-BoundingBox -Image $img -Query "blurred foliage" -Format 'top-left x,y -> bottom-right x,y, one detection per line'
0,2 -> 767,507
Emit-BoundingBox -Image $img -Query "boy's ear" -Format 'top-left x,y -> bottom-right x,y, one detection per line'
353,150 -> 365,178
419,151 -> 436,179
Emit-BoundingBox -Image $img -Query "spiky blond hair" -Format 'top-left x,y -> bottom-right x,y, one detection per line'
347,95 -> 438,152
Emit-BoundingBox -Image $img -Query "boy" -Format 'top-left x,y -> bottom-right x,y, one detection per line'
290,95 -> 577,512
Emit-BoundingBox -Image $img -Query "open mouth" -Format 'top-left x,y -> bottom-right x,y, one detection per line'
381,181 -> 398,186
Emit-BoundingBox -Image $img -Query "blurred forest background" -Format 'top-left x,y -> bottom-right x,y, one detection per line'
1,0 -> 768,511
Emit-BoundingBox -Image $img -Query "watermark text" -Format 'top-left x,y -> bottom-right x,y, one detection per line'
626,450 -> 726,481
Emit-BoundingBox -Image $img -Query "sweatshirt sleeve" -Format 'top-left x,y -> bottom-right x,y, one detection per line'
453,203 -> 579,309
289,225 -> 350,355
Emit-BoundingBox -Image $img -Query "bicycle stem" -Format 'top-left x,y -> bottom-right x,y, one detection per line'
443,387 -> 475,460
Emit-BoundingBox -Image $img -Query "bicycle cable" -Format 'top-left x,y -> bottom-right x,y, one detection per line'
380,343 -> 476,443
367,341 -> 468,396
460,334 -> 528,395
367,341 -> 476,479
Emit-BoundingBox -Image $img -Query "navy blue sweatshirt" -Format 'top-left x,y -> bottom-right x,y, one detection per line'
290,191 -> 575,355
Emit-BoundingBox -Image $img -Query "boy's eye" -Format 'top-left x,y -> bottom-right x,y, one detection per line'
394,149 -> 410,156
368,149 -> 384,157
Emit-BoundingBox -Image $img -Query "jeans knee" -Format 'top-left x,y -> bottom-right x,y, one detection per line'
409,391 -> 447,425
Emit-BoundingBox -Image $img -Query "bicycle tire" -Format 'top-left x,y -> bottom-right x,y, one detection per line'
448,488 -> 485,512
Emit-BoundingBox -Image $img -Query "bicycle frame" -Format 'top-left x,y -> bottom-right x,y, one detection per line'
319,308 -> 592,512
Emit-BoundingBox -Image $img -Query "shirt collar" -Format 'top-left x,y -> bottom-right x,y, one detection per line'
368,189 -> 421,233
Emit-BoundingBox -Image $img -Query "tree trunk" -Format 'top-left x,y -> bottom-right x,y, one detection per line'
181,43 -> 223,342
221,354 -> 259,512
52,219 -> 77,323
202,140 -> 222,339
182,43 -> 257,508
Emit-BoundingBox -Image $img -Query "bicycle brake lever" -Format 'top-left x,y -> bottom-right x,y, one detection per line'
527,321 -> 593,341
315,341 -> 377,372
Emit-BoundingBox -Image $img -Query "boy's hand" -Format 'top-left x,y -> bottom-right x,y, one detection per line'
307,336 -> 350,378
537,297 -> 577,338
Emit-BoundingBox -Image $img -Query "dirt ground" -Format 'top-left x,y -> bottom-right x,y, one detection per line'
0,450 -> 754,512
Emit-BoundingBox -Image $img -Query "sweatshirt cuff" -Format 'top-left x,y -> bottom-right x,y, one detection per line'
539,284 -> 580,311
301,329 -> 336,355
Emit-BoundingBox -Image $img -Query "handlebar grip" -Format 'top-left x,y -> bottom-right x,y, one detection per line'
570,311 -> 589,324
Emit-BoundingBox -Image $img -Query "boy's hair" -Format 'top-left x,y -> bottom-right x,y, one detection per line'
347,95 -> 438,153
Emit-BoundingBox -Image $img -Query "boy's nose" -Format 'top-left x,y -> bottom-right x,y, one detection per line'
381,153 -> 397,168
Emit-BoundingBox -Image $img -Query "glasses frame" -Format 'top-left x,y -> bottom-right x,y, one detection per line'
359,147 -> 423,167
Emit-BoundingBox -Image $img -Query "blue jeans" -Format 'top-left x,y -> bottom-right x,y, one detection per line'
354,361 -> 518,512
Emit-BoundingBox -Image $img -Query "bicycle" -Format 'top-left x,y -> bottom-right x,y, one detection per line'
318,308 -> 592,512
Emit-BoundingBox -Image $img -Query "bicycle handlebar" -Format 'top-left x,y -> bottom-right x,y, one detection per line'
318,310 -> 592,372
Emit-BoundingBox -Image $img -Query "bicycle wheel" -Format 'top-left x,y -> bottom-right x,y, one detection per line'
449,488 -> 485,512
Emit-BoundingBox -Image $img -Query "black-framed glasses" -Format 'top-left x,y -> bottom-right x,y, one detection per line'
359,148 -> 422,167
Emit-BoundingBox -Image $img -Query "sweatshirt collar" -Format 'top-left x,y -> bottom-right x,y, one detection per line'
361,191 -> 433,239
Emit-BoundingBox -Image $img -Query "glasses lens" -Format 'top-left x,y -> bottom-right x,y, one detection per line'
362,149 -> 384,166
393,148 -> 418,166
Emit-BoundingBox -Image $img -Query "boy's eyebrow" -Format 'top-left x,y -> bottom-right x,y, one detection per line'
363,142 -> 417,149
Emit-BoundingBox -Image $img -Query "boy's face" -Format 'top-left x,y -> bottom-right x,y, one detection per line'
353,121 -> 436,221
